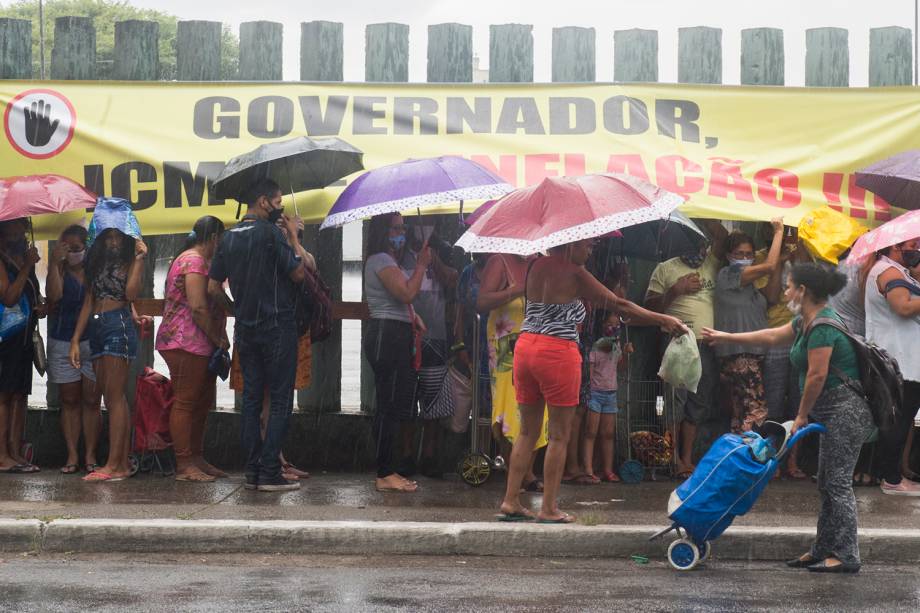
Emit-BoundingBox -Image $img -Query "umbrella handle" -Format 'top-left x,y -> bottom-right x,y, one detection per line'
284,157 -> 300,218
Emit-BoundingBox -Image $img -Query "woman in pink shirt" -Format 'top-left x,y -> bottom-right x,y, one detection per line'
156,216 -> 228,482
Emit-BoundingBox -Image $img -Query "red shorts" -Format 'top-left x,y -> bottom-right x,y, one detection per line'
513,332 -> 582,407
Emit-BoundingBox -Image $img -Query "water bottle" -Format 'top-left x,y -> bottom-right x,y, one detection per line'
655,395 -> 664,417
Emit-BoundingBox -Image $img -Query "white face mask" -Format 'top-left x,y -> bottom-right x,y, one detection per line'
66,250 -> 85,266
786,288 -> 803,315
729,258 -> 754,267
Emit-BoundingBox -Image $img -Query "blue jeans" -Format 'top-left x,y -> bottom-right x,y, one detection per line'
237,324 -> 298,481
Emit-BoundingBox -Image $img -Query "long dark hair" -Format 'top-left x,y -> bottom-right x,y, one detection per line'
85,228 -> 134,288
366,212 -> 403,262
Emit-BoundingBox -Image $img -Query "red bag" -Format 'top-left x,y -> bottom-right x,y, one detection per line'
133,367 -> 174,453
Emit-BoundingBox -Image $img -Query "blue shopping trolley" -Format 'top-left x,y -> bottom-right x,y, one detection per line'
651,421 -> 826,570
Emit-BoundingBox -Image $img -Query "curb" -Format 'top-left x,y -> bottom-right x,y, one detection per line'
3,519 -> 919,561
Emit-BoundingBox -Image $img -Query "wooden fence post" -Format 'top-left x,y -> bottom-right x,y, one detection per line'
240,21 -> 282,81
614,29 -> 658,82
50,16 -> 95,80
678,26 -> 722,84
299,21 -> 345,413
806,27 -> 849,87
869,26 -> 912,86
0,18 -> 32,78
741,28 -> 784,85
552,26 -> 595,82
489,24 -> 533,82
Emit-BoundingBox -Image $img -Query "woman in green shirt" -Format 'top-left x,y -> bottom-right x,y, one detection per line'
703,263 -> 873,574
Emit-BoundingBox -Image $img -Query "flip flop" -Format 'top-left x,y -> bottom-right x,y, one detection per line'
785,468 -> 808,480
85,463 -> 98,473
8,463 -> 40,473
537,513 -> 576,524
601,472 -> 620,483
675,470 -> 693,479
573,474 -> 600,485
60,464 -> 80,474
496,511 -> 536,522
83,471 -> 125,482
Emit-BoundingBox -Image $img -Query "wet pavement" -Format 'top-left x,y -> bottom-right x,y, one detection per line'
1,471 -> 919,529
1,553 -> 917,612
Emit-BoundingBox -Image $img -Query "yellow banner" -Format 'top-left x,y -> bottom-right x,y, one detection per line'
0,80 -> 912,239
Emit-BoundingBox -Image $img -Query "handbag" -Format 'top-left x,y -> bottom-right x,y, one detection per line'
32,328 -> 47,376
208,346 -> 231,381
294,266 -> 334,342
0,296 -> 30,342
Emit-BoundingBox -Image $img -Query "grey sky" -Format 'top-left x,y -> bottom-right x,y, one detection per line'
126,0 -> 915,85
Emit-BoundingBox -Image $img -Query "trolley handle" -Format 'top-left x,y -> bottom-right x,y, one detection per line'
779,423 -> 826,460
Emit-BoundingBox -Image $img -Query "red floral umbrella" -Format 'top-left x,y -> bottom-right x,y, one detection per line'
455,173 -> 682,255
0,174 -> 96,222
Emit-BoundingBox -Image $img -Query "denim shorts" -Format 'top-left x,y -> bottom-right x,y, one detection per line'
587,389 -> 619,414
89,308 -> 137,361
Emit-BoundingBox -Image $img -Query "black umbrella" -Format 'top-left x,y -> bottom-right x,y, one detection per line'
613,210 -> 706,261
855,149 -> 920,211
211,136 -> 364,212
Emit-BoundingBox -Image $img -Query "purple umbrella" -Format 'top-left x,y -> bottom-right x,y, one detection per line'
319,156 -> 513,229
855,150 -> 920,211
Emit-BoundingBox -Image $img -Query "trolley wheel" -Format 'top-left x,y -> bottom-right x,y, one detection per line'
459,453 -> 492,486
699,540 -> 711,562
619,460 -> 644,484
667,538 -> 701,571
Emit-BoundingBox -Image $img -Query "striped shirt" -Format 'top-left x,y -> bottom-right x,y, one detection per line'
521,300 -> 587,342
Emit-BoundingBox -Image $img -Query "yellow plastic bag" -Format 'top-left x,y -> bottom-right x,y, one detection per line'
797,208 -> 868,264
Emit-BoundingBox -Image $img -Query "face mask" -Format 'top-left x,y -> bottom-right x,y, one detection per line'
388,235 -> 406,251
729,258 -> 754,267
66,250 -> 85,266
902,249 -> 920,269
603,324 -> 618,337
267,206 -> 284,224
786,289 -> 803,315
681,253 -> 705,269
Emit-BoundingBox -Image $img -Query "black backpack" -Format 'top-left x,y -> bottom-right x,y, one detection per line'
805,316 -> 903,432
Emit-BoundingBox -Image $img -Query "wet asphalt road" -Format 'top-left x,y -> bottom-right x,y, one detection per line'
1,553 -> 917,612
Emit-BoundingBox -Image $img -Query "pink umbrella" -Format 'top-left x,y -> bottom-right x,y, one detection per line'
455,173 -> 682,255
0,174 -> 97,222
847,209 -> 920,262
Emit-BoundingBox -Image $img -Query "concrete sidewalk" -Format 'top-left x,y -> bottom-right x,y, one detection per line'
2,471 -> 919,561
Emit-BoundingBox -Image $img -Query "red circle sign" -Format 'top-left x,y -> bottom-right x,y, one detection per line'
3,88 -> 77,160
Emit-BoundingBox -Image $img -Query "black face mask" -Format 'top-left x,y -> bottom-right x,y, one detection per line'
267,206 -> 284,224
681,253 -> 705,269
902,249 -> 920,269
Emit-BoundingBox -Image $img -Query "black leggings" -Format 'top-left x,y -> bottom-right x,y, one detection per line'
877,381 -> 920,484
364,318 -> 418,478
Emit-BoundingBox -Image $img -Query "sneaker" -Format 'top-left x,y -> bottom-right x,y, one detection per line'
257,475 -> 301,492
244,474 -> 259,490
880,479 -> 920,496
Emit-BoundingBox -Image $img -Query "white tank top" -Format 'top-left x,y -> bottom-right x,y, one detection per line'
865,256 -> 920,382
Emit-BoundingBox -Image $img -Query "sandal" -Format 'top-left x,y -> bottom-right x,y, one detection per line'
537,512 -> 576,524
60,464 -> 80,474
83,471 -> 126,482
85,463 -> 98,474
785,468 -> 808,480
601,471 -> 620,483
573,474 -> 600,485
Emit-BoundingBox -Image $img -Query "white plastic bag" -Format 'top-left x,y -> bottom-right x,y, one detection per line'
657,330 -> 702,394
